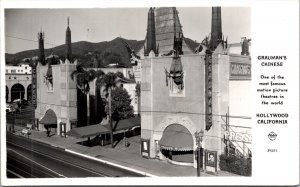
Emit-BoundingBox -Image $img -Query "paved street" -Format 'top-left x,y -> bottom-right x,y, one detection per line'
7,133 -> 145,178
5,106 -> 238,178
7,149 -> 62,178
6,105 -> 35,128
6,125 -> 239,177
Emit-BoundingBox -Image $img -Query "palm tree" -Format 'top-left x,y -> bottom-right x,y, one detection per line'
71,65 -> 96,126
96,72 -> 124,148
94,69 -> 105,122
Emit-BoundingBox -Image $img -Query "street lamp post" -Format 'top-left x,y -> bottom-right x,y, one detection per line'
12,109 -> 16,133
195,129 -> 204,177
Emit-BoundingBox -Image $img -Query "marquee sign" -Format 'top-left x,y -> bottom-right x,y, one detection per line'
31,64 -> 37,108
224,131 -> 252,143
230,62 -> 251,80
205,51 -> 213,130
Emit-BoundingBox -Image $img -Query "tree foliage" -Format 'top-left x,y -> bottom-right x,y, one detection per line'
71,65 -> 104,94
108,87 -> 134,121
219,154 -> 252,176
96,71 -> 124,97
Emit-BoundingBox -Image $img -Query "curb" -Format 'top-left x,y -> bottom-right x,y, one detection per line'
65,149 -> 157,177
10,132 -> 157,177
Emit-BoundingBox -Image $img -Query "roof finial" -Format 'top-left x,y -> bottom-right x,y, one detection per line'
67,17 -> 69,27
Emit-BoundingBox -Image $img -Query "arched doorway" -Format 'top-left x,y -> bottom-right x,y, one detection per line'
159,123 -> 194,164
27,84 -> 32,101
6,86 -> 9,102
11,83 -> 25,102
39,109 -> 58,136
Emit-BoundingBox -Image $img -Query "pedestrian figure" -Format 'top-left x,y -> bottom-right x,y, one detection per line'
46,127 -> 50,137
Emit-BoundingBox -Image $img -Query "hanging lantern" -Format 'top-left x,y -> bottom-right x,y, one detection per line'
165,56 -> 184,90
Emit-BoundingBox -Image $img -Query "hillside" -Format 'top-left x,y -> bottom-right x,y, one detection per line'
5,37 -> 199,67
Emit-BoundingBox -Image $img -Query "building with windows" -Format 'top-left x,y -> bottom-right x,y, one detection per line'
5,64 -> 32,102
6,64 -> 32,74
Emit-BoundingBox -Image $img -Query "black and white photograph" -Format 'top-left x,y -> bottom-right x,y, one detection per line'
1,0 -> 299,186
4,6 -> 252,178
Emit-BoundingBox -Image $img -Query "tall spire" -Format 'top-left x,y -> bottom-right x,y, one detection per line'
38,31 -> 45,65
140,7 -> 193,56
210,7 -> 222,51
65,17 -> 72,61
144,7 -> 157,56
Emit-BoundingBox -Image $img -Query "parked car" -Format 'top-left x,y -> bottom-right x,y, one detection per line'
13,99 -> 21,103
7,103 -> 20,113
13,99 -> 28,109
6,104 -> 13,113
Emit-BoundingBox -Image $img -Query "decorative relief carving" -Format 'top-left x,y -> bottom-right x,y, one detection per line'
205,50 -> 213,131
158,116 -> 195,133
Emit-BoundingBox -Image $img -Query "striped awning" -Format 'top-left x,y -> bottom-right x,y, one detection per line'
159,124 -> 193,151
67,124 -> 109,139
39,109 -> 57,126
67,117 -> 141,139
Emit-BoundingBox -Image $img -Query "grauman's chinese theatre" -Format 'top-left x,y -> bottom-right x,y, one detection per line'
139,7 -> 251,170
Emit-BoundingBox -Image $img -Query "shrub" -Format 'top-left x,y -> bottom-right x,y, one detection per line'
219,153 -> 252,176
109,87 -> 134,121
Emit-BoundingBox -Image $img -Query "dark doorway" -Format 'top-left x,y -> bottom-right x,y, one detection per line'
11,83 -> 25,102
6,86 -> 9,102
161,149 -> 194,163
77,88 -> 87,127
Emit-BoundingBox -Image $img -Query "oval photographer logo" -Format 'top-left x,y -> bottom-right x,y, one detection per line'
268,131 -> 277,141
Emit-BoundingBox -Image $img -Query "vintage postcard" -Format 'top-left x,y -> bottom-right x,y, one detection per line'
1,0 -> 299,186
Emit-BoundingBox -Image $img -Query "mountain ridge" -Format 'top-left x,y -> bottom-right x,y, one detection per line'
6,37 -> 199,67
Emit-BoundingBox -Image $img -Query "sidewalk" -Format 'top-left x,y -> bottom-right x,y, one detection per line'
10,124 -> 238,177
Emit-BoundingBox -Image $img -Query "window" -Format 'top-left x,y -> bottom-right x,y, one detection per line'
9,76 -> 11,80
47,82 -> 53,91
14,77 -> 16,80
169,71 -> 185,97
25,66 -> 27,69
45,75 -> 54,91
45,67 -> 54,92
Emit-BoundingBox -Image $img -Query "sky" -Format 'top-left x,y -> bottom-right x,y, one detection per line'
5,7 -> 251,54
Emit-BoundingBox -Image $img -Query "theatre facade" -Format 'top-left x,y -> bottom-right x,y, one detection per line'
139,7 -> 251,171
31,7 -> 251,172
